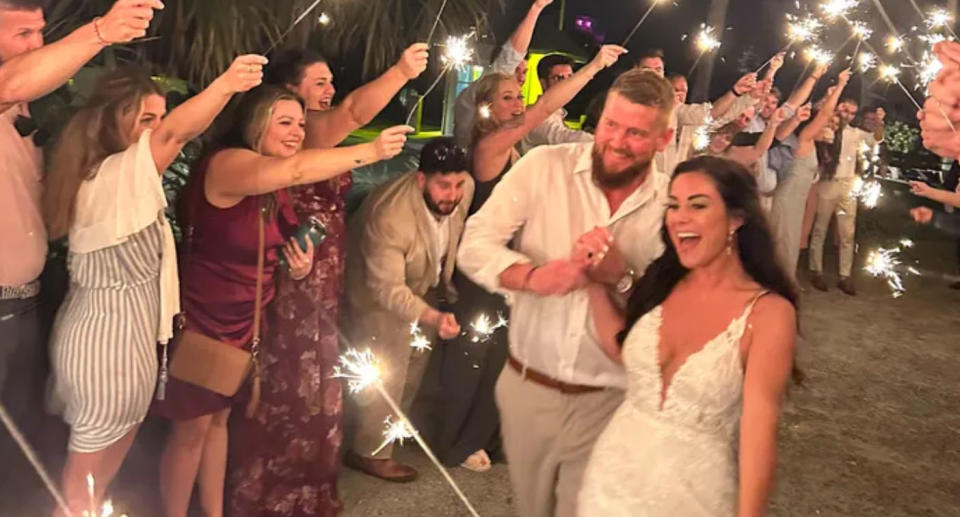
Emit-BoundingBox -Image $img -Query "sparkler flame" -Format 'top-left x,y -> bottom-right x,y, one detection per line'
786,15 -> 822,43
821,0 -> 858,19
409,322 -> 432,352
918,51 -> 943,91
805,45 -> 832,65
332,348 -> 382,393
849,20 -> 873,40
317,12 -> 330,25
371,416 -> 416,456
469,312 -> 509,343
879,64 -> 901,82
886,35 -> 904,53
850,177 -> 883,208
441,33 -> 474,70
857,51 -> 876,72
693,114 -> 715,152
926,8 -> 953,30
694,26 -> 722,53
864,247 -> 906,297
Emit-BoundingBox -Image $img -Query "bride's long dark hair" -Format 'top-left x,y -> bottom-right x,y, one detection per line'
619,156 -> 802,379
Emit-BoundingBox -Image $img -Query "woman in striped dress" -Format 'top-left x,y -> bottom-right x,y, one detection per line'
43,57 -> 266,515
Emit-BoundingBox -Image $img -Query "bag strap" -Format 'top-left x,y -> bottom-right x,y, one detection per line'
251,206 -> 266,353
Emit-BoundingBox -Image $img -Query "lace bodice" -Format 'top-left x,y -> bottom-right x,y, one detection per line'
624,303 -> 751,440
577,294 -> 766,517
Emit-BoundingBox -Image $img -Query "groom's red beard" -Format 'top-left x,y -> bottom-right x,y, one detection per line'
591,144 -> 654,188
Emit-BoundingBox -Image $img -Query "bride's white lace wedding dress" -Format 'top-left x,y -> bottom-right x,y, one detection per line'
577,293 -> 766,516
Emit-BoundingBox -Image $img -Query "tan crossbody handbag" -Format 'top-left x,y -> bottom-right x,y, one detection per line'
167,209 -> 266,417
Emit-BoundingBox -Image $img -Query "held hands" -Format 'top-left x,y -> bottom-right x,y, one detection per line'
588,45 -> 628,74
526,260 -> 589,296
97,0 -> 165,44
213,55 -> 268,95
733,73 -> 758,96
910,206 -> 934,224
283,237 -> 314,280
919,67 -> 960,158
373,125 -> 414,161
423,309 -> 461,339
571,226 -> 628,286
397,43 -> 430,80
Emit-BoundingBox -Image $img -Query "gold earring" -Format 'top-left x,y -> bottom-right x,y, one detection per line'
727,229 -> 735,255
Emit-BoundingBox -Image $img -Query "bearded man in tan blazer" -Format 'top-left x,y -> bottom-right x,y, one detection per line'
343,137 -> 474,482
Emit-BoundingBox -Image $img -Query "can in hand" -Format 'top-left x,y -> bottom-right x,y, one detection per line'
279,216 -> 327,267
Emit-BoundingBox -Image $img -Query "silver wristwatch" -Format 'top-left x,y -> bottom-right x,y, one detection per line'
616,268 -> 638,294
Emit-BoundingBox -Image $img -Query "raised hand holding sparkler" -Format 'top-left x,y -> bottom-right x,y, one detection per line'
405,33 -> 475,125
95,0 -> 166,45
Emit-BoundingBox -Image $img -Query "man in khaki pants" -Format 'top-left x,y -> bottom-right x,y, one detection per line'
458,69 -> 675,517
343,138 -> 474,482
809,100 -> 885,295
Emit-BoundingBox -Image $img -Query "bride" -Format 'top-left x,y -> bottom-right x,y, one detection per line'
576,156 -> 798,516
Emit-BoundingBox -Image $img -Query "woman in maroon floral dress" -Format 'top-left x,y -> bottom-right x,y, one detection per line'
227,46 -> 428,517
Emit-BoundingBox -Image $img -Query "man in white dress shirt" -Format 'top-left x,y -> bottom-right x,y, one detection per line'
457,68 -> 675,517
519,53 -> 594,154
809,100 -> 885,295
453,0 -> 553,146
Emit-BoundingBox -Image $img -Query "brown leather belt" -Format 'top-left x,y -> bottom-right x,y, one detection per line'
507,353 -> 604,394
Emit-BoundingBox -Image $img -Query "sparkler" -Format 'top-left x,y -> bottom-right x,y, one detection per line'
0,403 -> 74,516
693,114 -> 715,152
805,45 -> 833,65
821,0 -> 859,20
371,416 -> 416,456
851,176 -> 883,208
886,35 -> 905,54
622,0 -> 665,47
405,33 -> 475,125
409,322 -> 432,352
689,25 -> 722,75
857,51 -> 876,72
864,246 -> 908,297
264,0 -> 324,55
331,339 -> 479,514
424,0 -> 450,45
317,12 -> 331,26
468,312 -> 509,343
925,8 -> 959,40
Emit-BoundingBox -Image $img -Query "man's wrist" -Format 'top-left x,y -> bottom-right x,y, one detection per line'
522,264 -> 540,291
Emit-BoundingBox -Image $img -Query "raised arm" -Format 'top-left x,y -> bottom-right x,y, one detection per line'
711,73 -> 758,119
738,107 -> 788,165
151,55 -> 266,173
206,125 -> 411,204
775,103 -> 810,141
738,296 -> 797,517
910,181 -> 960,208
761,52 -> 785,83
304,43 -> 428,149
0,0 -> 163,114
783,62 -> 827,111
473,45 -> 625,176
798,69 -> 850,145
508,0 -> 554,63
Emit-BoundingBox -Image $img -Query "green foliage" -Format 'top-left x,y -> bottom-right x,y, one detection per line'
885,120 -> 920,155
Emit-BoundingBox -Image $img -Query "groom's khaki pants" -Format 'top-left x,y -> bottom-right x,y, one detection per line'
495,363 -> 624,517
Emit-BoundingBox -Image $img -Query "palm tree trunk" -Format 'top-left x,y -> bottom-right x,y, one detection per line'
691,0 -> 729,102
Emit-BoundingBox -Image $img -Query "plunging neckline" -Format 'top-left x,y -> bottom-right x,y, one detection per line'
652,293 -> 763,411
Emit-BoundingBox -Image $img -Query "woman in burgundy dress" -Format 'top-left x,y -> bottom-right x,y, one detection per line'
153,84 -> 411,517
223,47 -> 428,517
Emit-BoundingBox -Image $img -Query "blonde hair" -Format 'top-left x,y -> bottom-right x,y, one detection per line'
44,67 -> 163,239
471,73 -> 519,145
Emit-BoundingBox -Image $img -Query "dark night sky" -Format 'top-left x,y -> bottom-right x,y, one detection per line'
489,0 -> 949,121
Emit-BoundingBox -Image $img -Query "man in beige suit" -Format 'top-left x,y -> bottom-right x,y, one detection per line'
343,138 -> 474,482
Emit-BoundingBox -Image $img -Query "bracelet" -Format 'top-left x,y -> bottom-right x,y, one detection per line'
731,87 -> 743,97
92,17 -> 110,46
523,265 -> 540,291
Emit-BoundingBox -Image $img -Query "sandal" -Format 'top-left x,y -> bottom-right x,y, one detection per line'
461,449 -> 492,473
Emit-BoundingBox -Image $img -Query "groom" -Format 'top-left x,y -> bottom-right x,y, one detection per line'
457,68 -> 675,517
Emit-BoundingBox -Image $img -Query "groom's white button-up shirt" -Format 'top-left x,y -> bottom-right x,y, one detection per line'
458,142 -> 667,389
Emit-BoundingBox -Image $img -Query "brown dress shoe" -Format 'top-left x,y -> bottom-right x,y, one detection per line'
810,273 -> 828,292
343,450 -> 418,483
838,277 -> 857,296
